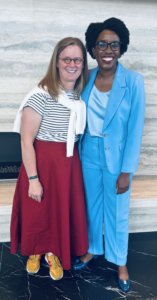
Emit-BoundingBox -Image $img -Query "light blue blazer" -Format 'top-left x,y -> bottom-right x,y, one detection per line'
81,63 -> 145,174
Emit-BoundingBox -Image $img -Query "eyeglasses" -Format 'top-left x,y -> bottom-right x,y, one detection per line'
95,41 -> 121,51
59,57 -> 83,65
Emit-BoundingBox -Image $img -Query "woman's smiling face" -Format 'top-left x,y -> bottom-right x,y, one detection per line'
93,29 -> 121,72
57,45 -> 84,89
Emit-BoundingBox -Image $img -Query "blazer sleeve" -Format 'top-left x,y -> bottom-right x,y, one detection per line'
121,73 -> 146,173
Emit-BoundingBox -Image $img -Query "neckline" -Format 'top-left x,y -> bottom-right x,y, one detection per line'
94,84 -> 111,94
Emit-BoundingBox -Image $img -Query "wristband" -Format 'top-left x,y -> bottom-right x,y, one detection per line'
28,175 -> 38,180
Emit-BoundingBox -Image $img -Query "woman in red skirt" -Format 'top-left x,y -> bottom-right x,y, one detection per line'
10,37 -> 88,280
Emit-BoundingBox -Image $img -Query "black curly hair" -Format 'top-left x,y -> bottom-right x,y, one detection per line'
85,17 -> 130,59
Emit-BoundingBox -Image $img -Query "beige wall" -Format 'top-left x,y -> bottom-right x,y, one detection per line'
0,0 -> 157,175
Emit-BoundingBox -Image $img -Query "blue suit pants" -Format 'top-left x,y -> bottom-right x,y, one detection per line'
81,133 -> 131,266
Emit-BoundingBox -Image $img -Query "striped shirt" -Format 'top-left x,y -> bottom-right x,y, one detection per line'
24,88 -> 80,142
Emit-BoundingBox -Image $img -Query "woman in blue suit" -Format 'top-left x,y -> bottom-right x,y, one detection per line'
73,17 -> 145,292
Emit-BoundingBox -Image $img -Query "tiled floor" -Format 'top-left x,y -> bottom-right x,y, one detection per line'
0,232 -> 157,300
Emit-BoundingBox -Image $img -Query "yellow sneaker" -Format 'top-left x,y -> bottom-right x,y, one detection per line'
45,254 -> 63,280
26,255 -> 41,274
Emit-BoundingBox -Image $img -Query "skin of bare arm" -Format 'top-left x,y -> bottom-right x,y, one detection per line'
21,107 -> 43,203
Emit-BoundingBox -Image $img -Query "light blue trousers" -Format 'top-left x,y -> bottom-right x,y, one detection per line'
81,133 -> 131,266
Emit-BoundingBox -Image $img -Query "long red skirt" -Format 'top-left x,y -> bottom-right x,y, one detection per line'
10,140 -> 88,270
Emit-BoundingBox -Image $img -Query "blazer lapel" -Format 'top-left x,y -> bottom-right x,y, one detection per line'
103,63 -> 127,130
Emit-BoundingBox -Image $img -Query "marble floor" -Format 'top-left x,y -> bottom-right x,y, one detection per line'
0,232 -> 157,300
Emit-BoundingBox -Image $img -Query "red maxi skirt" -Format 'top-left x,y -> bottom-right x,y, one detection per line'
10,139 -> 88,270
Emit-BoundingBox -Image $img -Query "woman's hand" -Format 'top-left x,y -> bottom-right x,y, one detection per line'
28,179 -> 43,202
116,172 -> 130,194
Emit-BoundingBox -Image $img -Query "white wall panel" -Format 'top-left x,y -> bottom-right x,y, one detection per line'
0,0 -> 157,175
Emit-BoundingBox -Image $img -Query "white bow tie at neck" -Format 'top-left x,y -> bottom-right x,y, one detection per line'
58,92 -> 86,157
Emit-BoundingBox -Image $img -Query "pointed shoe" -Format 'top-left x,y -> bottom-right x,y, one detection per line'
73,255 -> 98,270
118,277 -> 131,293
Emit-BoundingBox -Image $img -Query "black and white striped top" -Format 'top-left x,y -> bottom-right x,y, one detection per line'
24,88 -> 80,142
